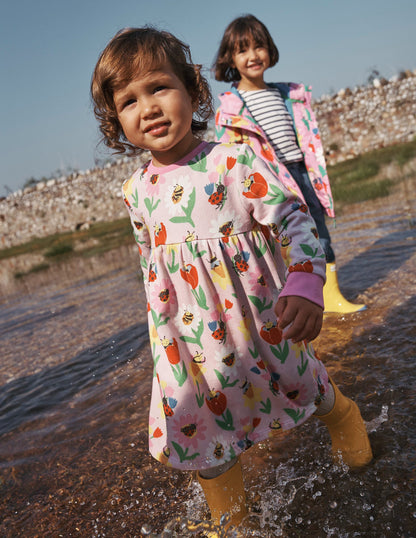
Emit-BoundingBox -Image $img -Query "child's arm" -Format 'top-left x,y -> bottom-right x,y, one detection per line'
274,296 -> 323,343
122,174 -> 151,285
233,144 -> 326,340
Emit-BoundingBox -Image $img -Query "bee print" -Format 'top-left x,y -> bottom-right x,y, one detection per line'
240,378 -> 254,398
260,320 -> 283,345
185,230 -> 197,242
232,251 -> 250,275
208,319 -> 226,344
209,255 -> 226,278
205,182 -> 227,209
242,172 -> 268,199
161,337 -> 180,364
213,442 -> 224,460
154,222 -> 167,246
150,174 -> 160,185
280,234 -> 291,248
182,310 -> 194,325
269,419 -> 282,430
192,350 -> 206,364
172,184 -> 184,204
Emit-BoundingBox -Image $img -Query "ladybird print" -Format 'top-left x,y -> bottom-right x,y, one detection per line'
232,250 -> 250,275
208,319 -> 227,344
205,182 -> 227,209
148,263 -> 157,282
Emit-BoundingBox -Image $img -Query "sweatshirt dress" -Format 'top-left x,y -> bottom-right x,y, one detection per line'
122,141 -> 330,470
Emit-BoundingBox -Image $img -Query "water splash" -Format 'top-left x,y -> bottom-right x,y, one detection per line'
365,404 -> 389,433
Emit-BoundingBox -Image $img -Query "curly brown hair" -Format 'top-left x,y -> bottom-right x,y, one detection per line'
212,14 -> 279,83
91,27 -> 213,155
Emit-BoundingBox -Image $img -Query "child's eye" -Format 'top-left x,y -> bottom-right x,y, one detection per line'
153,85 -> 167,93
122,98 -> 136,109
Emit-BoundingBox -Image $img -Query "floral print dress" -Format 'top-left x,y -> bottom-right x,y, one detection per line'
122,141 -> 330,471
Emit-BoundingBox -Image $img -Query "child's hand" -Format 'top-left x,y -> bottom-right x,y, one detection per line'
274,296 -> 323,343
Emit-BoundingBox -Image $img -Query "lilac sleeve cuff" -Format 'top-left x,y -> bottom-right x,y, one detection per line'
279,272 -> 325,309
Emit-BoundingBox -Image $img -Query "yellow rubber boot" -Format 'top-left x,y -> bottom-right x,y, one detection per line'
197,459 -> 248,530
324,263 -> 366,314
318,378 -> 373,468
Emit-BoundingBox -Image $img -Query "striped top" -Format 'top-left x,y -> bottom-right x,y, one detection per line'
239,87 -> 303,164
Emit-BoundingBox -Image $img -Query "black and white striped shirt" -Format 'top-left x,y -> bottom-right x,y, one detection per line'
239,87 -> 303,164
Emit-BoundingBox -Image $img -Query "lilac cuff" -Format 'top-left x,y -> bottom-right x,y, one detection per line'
279,272 -> 324,309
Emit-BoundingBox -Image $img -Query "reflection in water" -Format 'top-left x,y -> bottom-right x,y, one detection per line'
1,188 -> 415,537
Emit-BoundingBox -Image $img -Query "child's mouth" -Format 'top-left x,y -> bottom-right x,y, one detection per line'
146,122 -> 169,136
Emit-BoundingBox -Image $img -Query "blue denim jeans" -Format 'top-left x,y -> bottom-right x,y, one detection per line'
286,161 -> 335,263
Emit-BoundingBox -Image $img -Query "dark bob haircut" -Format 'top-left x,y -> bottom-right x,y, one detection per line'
213,14 -> 279,82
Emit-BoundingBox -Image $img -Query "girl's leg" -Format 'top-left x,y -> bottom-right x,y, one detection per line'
197,457 -> 248,527
314,377 -> 373,468
286,161 -> 366,314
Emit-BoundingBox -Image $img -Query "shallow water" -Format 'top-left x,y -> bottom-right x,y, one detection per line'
1,184 -> 415,537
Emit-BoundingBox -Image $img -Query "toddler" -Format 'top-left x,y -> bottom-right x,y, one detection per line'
91,27 -> 372,532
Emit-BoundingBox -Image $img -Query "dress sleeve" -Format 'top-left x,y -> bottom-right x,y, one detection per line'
122,174 -> 151,287
234,144 -> 326,307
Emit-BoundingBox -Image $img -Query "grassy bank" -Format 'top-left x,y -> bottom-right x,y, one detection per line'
2,139 -> 415,279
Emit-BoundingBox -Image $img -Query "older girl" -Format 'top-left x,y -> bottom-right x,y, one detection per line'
213,14 -> 366,314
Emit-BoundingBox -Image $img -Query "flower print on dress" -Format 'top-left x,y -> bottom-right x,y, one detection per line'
214,344 -> 240,374
154,222 -> 167,246
242,171 -> 268,199
145,171 -> 166,196
180,263 -> 209,310
208,252 -> 232,291
283,382 -> 310,406
205,434 -> 235,467
149,416 -> 164,453
236,416 -> 263,450
175,303 -> 202,337
247,269 -> 269,298
163,174 -> 193,216
150,277 -> 177,315
172,413 -> 207,455
240,378 -> 263,410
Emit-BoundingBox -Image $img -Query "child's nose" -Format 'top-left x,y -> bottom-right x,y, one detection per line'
142,96 -> 160,118
248,47 -> 258,60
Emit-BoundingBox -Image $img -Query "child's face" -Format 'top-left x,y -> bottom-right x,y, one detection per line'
232,38 -> 270,90
113,62 -> 196,166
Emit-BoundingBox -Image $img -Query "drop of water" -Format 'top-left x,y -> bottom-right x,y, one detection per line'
140,524 -> 152,535
295,517 -> 303,524
386,500 -> 394,509
330,501 -> 337,509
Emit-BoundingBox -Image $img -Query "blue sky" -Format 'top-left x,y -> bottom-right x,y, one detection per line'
1,0 -> 415,197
